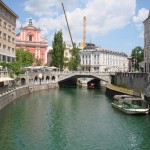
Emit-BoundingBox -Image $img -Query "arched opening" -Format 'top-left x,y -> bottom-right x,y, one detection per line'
21,78 -> 26,85
51,76 -> 55,81
46,76 -> 50,81
34,76 -> 38,82
87,78 -> 101,89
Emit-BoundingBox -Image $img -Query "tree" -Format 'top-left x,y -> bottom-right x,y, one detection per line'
131,46 -> 144,70
51,30 -> 65,70
0,48 -> 34,77
16,48 -> 34,66
68,43 -> 80,70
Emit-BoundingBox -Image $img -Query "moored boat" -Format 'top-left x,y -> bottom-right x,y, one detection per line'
112,95 -> 149,115
88,83 -> 95,89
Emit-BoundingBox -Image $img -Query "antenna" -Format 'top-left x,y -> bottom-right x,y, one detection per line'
61,3 -> 74,48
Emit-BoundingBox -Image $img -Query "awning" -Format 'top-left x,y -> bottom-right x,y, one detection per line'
0,77 -> 14,82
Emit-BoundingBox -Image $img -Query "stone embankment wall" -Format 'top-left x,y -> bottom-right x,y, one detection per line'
0,83 -> 58,111
113,72 -> 149,92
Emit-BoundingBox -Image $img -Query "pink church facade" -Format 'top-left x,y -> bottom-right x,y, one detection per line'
16,18 -> 48,66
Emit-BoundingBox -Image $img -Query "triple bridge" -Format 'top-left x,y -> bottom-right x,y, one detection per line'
58,72 -> 111,87
19,71 -> 113,87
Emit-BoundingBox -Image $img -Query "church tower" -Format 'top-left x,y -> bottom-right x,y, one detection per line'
144,10 -> 150,72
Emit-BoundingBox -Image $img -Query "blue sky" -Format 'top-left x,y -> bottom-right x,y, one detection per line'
3,0 -> 150,55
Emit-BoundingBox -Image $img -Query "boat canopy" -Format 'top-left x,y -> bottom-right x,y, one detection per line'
123,97 -> 143,104
113,95 -> 133,100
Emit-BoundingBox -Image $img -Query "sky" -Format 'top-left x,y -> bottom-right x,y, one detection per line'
3,0 -> 150,55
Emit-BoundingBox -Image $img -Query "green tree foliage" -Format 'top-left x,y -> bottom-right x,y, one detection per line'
68,43 -> 80,71
51,30 -> 65,70
16,48 -> 34,66
131,46 -> 144,70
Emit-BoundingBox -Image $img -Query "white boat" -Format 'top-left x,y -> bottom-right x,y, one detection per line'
112,95 -> 149,115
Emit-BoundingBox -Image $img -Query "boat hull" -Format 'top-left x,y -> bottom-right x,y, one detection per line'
112,103 -> 149,115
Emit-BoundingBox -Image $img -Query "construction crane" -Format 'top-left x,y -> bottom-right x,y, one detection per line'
61,3 -> 74,48
83,16 -> 86,47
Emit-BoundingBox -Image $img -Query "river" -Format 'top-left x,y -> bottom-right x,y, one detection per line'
0,87 -> 150,150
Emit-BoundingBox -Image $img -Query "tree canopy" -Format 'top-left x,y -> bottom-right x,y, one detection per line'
131,46 -> 144,70
51,30 -> 65,70
68,43 -> 80,71
16,48 -> 34,66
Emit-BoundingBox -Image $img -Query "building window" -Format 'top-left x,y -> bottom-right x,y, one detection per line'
8,47 -> 10,52
7,56 -> 11,62
0,31 -> 2,38
12,38 -> 15,43
3,22 -> 7,29
3,33 -> 6,40
8,36 -> 11,42
29,35 -> 32,41
3,55 -> 6,62
8,25 -> 11,31
12,28 -> 15,34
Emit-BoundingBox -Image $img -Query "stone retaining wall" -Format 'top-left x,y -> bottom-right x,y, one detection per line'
0,83 -> 58,111
113,72 -> 149,91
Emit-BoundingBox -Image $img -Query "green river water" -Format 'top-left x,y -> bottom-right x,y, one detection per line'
0,87 -> 150,150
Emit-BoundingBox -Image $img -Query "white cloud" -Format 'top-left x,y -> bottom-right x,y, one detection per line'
23,0 -> 136,46
132,8 -> 149,39
133,8 -> 149,29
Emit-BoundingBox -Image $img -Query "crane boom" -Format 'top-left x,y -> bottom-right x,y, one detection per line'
61,3 -> 74,47
83,16 -> 86,47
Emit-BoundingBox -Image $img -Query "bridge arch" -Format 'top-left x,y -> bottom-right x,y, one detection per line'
58,73 -> 110,88
51,76 -> 56,81
46,76 -> 50,81
21,78 -> 26,85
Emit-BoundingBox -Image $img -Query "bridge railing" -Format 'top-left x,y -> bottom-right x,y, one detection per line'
58,71 -> 111,75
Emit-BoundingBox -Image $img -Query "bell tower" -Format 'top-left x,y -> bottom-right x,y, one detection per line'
28,18 -> 33,26
144,10 -> 150,72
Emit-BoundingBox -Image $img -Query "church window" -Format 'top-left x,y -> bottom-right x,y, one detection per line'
29,35 -> 32,41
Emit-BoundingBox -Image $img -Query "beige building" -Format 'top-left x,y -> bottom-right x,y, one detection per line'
144,10 -> 150,72
0,1 -> 18,62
